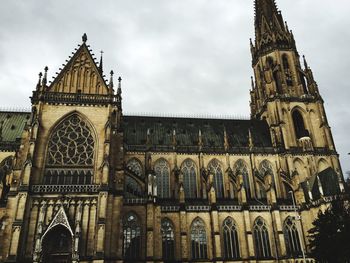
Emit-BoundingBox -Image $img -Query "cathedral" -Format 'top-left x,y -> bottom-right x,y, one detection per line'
0,0 -> 347,262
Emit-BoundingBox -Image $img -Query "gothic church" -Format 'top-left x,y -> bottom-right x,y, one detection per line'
0,0 -> 347,262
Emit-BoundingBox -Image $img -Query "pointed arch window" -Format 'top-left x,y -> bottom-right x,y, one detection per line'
283,217 -> 302,257
282,55 -> 293,86
253,217 -> 272,259
233,160 -> 251,199
222,217 -> 240,259
123,213 -> 141,260
161,218 -> 175,260
190,218 -> 208,260
154,159 -> 170,198
181,159 -> 197,199
126,158 -> 143,178
292,110 -> 309,139
208,159 -> 224,199
44,113 -> 94,185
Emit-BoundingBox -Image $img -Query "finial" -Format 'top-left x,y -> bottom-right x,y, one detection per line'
37,72 -> 43,89
98,50 -> 104,74
251,76 -> 255,89
42,66 -> 48,87
108,70 -> 114,94
117,76 -> 122,96
82,33 -> 88,43
303,55 -> 309,69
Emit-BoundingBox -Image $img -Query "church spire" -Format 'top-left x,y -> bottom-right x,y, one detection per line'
252,0 -> 296,64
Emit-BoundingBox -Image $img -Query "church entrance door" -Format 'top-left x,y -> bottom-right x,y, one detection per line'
42,225 -> 73,263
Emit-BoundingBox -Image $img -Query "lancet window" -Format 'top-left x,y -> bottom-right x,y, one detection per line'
181,159 -> 197,199
282,55 -> 293,86
222,217 -> 240,259
154,159 -> 170,198
292,110 -> 309,139
283,217 -> 302,257
190,218 -> 208,260
123,213 -> 141,260
253,217 -> 272,259
44,114 -> 94,185
161,218 -> 175,260
233,160 -> 251,198
208,159 -> 224,198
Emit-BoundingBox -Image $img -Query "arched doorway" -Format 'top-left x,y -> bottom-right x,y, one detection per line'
42,225 -> 72,263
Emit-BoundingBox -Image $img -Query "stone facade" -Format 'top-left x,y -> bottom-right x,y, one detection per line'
0,1 -> 347,262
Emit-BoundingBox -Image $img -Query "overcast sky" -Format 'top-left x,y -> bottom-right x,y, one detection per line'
0,0 -> 349,177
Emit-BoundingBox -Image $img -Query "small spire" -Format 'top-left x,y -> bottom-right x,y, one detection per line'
36,72 -> 43,90
251,76 -> 255,90
82,33 -> 88,43
117,76 -> 122,95
42,66 -> 48,87
223,126 -> 229,151
303,55 -> 309,69
248,129 -> 254,150
108,70 -> 114,94
99,50 -> 104,74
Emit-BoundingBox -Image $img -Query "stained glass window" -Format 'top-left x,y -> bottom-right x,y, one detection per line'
123,213 -> 141,260
181,159 -> 197,199
222,217 -> 240,259
190,218 -> 207,259
283,217 -> 302,257
253,217 -> 272,258
208,159 -> 224,198
44,114 -> 94,185
161,218 -> 175,260
154,159 -> 170,198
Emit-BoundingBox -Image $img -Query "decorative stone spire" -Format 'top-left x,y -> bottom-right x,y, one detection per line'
303,55 -> 309,70
42,66 -> 48,89
252,0 -> 296,63
117,76 -> 122,110
108,70 -> 114,94
82,33 -> 88,43
98,50 -> 104,74
36,72 -> 43,91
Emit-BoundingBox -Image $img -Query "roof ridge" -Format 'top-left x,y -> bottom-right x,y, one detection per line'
124,112 -> 250,120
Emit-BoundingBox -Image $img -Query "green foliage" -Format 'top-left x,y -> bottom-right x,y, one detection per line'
308,199 -> 350,263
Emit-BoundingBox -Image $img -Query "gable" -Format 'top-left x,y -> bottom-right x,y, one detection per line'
48,43 -> 109,95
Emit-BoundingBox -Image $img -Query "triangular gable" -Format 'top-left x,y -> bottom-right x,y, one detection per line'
41,206 -> 73,240
48,42 -> 109,95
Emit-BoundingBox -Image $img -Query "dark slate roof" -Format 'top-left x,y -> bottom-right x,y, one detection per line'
0,111 -> 30,151
123,116 -> 273,152
0,111 -> 274,153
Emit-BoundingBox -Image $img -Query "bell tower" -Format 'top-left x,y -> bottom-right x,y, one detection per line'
249,0 -> 335,152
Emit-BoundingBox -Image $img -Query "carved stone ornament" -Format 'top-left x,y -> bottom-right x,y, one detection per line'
41,206 -> 73,240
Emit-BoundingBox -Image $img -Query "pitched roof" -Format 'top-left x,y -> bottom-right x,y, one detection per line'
0,112 -> 30,142
0,111 -> 273,153
0,111 -> 30,151
123,115 -> 273,152
48,40 -> 109,95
